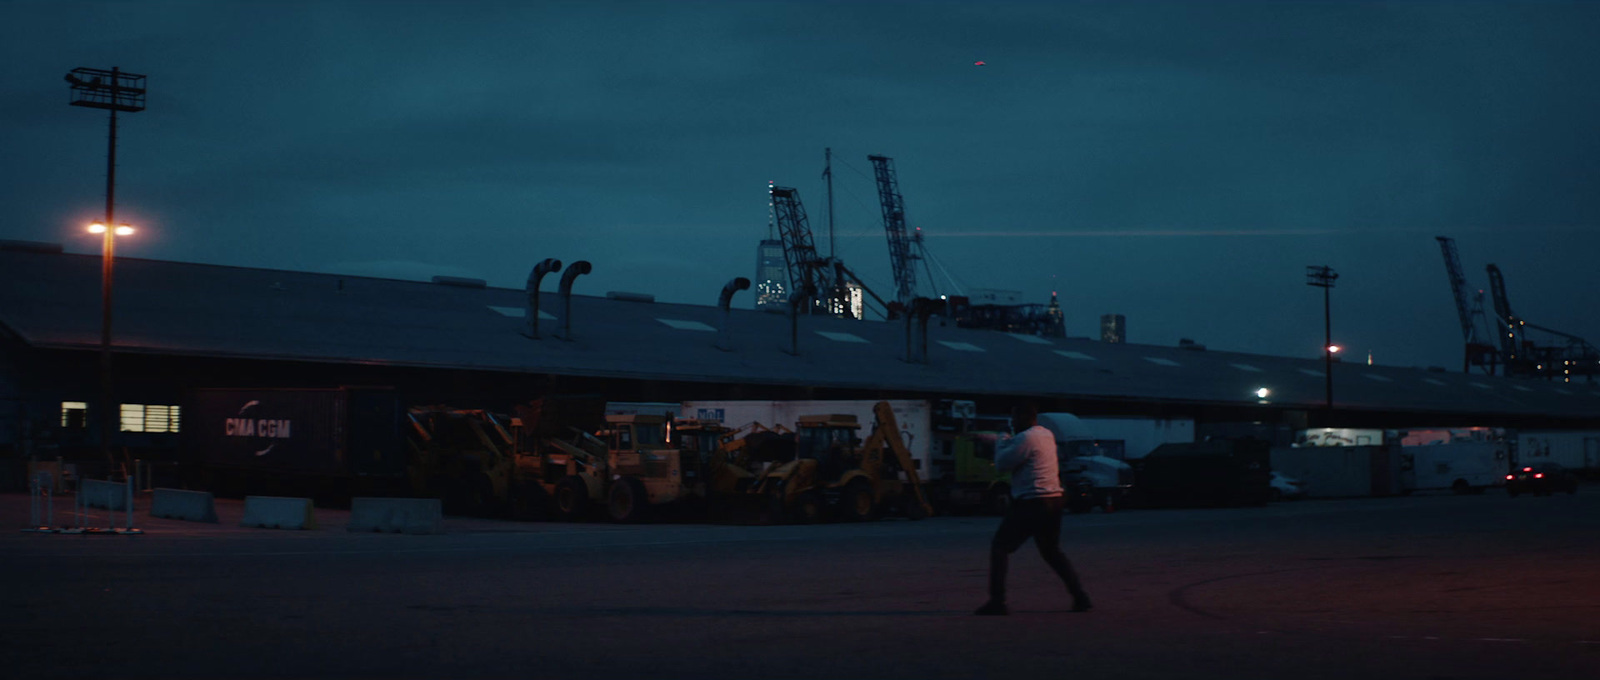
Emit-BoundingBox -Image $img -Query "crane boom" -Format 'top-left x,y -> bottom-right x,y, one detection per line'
770,186 -> 826,309
868,155 -> 919,307
1485,263 -> 1518,360
1435,237 -> 1479,343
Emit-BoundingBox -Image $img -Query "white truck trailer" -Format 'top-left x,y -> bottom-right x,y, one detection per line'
1401,441 -> 1510,494
1516,430 -> 1600,473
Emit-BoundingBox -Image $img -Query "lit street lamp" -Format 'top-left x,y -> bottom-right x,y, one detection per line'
68,66 -> 146,475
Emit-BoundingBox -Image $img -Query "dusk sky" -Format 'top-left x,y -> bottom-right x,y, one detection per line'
4,1 -> 1598,371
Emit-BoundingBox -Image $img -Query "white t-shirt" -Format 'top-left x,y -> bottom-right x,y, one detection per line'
995,425 -> 1062,499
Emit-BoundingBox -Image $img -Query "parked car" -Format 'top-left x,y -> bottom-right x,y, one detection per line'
1269,471 -> 1307,501
1505,463 -> 1579,497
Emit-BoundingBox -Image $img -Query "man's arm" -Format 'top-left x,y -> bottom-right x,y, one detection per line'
993,433 -> 1023,473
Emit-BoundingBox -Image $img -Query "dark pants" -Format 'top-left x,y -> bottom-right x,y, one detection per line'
988,495 -> 1089,604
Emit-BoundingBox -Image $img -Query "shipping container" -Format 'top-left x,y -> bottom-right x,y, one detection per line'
184,387 -> 405,481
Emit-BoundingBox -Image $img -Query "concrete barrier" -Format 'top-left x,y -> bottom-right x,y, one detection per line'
78,479 -> 130,511
347,497 -> 444,535
240,496 -> 317,530
149,488 -> 219,523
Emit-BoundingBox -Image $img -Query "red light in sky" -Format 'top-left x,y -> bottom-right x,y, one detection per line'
974,61 -> 986,66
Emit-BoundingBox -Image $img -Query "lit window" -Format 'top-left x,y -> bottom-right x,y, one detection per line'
119,403 -> 182,433
61,401 -> 88,429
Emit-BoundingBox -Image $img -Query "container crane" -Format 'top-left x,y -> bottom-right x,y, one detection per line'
769,185 -> 829,314
769,185 -> 888,319
868,155 -> 922,310
1485,263 -> 1600,382
1434,236 -> 1497,373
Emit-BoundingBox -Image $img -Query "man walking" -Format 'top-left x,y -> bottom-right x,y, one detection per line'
976,403 -> 1092,615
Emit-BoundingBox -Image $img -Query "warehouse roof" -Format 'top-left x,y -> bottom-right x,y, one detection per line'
3,245 -> 1598,419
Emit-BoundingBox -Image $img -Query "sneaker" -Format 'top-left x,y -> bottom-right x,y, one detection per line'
974,601 -> 1009,616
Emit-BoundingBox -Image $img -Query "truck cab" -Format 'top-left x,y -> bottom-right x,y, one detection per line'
1038,412 -> 1134,513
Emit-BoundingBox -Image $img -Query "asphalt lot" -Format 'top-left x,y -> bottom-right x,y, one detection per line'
3,489 -> 1598,679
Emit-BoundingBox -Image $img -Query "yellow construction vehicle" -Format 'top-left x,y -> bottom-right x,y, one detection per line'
674,419 -> 798,520
405,399 -> 610,519
409,399 -> 712,523
583,413 -> 692,522
404,405 -> 527,517
760,400 -> 934,522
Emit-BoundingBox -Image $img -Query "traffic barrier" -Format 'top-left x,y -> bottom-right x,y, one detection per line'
149,488 -> 219,523
25,475 -> 142,535
79,479 -> 129,511
240,496 -> 317,530
347,497 -> 444,535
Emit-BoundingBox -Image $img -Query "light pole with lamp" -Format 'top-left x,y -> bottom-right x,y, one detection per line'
1306,265 -> 1339,416
67,66 -> 146,475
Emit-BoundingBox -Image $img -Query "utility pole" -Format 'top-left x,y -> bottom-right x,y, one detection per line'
67,66 -> 146,476
1306,265 -> 1339,416
823,147 -> 835,260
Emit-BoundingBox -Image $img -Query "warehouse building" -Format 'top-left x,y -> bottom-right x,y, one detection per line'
2,242 -> 1598,485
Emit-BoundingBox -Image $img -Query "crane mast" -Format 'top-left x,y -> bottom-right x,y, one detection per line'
1435,237 -> 1479,344
1485,263 -> 1518,363
770,186 -> 824,309
868,155 -> 920,307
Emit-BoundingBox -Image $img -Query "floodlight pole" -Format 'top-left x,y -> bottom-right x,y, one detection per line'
68,66 -> 147,477
1306,265 -> 1338,416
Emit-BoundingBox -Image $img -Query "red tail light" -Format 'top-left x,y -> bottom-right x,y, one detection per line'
1505,475 -> 1514,480
1522,467 -> 1533,472
1534,473 -> 1544,479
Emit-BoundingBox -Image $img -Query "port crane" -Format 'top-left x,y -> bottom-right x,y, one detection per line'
769,184 -> 892,319
1435,236 -> 1498,374
1485,263 -> 1599,382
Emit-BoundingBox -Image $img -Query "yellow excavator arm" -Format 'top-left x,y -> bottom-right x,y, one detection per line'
864,401 -> 933,518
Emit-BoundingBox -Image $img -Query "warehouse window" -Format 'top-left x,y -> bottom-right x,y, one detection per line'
61,401 -> 88,429
120,403 -> 181,433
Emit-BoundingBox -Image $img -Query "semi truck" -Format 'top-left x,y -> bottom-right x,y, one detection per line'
1038,413 -> 1136,513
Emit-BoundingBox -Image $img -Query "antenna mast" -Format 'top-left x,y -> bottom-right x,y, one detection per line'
824,148 -> 835,260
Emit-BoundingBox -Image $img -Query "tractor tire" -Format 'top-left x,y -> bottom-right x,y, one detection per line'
839,479 -> 877,522
608,476 -> 649,523
1451,479 -> 1471,495
554,476 -> 590,521
790,491 -> 825,524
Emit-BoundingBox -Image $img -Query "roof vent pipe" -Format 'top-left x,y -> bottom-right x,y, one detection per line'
557,260 -> 592,340
524,258 -> 562,338
717,277 -> 751,351
788,284 -> 816,356
905,297 -> 937,364
915,297 -> 937,364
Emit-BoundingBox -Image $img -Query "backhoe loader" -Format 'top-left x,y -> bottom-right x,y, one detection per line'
762,400 -> 934,522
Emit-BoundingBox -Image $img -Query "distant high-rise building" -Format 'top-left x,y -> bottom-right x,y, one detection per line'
1045,292 -> 1064,335
755,239 -> 787,310
1101,314 -> 1126,343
